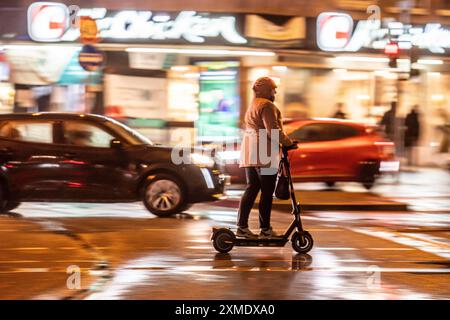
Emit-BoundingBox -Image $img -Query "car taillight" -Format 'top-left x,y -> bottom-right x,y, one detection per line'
365,127 -> 375,134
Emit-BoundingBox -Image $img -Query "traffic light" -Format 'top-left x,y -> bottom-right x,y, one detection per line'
384,42 -> 399,68
384,43 -> 399,55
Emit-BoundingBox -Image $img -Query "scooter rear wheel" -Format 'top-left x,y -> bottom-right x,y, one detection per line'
291,231 -> 314,253
212,228 -> 236,253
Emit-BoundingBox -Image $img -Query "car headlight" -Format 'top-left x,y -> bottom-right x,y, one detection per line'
190,153 -> 215,168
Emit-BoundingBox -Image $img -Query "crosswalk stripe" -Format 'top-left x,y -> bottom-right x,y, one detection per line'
351,227 -> 450,259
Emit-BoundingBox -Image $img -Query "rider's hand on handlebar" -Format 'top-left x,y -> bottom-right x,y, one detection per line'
286,142 -> 299,150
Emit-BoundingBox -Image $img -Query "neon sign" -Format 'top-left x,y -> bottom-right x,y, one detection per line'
346,20 -> 450,54
28,2 -> 247,44
317,12 -> 450,54
28,2 -> 69,42
316,12 -> 353,51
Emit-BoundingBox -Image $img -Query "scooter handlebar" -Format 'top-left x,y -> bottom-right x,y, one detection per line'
281,143 -> 298,159
282,142 -> 299,152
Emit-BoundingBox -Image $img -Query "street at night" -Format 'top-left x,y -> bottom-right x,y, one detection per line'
1,170 -> 448,300
0,0 -> 450,309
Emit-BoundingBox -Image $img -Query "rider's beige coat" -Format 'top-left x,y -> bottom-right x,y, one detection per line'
239,97 -> 293,169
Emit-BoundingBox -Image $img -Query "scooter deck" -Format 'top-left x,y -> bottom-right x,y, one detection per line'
235,236 -> 288,247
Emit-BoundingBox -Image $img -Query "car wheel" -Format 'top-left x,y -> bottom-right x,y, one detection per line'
362,181 -> 374,190
143,173 -> 187,217
0,183 -> 18,213
359,161 -> 378,190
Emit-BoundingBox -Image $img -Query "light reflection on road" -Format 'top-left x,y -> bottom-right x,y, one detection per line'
3,199 -> 449,300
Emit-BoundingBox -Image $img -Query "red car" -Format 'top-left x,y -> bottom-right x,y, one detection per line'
219,118 -> 398,189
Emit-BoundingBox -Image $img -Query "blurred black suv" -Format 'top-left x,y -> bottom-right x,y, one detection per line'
0,113 -> 226,216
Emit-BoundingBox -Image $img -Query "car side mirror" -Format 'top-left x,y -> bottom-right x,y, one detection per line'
110,138 -> 123,149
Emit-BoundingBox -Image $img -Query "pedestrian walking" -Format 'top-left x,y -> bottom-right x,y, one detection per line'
380,101 -> 397,141
332,102 -> 347,119
404,105 -> 421,166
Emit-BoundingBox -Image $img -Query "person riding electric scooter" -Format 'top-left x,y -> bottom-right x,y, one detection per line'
211,77 -> 314,254
237,76 -> 297,238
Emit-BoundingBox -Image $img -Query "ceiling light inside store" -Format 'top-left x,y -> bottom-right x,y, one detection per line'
411,63 -> 425,70
431,94 -> 445,101
200,76 -> 235,81
357,94 -> 371,100
333,69 -> 347,73
337,72 -> 370,81
184,73 -> 200,79
126,47 -> 275,57
201,71 -> 237,76
417,59 -> 444,65
171,66 -> 191,72
430,142 -> 440,147
272,66 -> 288,72
334,56 -> 389,63
428,72 -> 441,76
4,44 -> 81,51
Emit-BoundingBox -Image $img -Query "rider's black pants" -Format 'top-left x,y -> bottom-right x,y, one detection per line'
237,167 -> 277,230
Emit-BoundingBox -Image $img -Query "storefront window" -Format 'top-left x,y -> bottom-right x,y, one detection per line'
0,83 -> 14,114
196,61 -> 240,142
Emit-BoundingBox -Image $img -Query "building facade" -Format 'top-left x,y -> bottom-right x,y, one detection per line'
0,0 -> 449,165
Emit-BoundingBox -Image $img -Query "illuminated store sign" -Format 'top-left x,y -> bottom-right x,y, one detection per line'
28,2 -> 247,44
316,12 -> 353,51
317,12 -> 450,53
346,20 -> 450,54
28,2 -> 69,42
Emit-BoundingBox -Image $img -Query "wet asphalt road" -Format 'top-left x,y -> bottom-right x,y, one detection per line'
0,197 -> 448,300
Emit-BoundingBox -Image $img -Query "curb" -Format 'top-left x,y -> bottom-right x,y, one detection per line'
212,199 -> 409,211
269,202 -> 409,212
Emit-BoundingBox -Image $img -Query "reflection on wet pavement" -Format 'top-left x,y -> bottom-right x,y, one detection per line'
1,199 -> 449,299
84,248 -> 441,300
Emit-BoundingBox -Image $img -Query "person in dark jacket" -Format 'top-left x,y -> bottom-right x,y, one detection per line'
380,101 -> 397,141
332,103 -> 347,119
404,105 -> 421,166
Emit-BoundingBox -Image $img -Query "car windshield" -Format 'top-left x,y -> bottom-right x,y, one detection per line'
103,118 -> 153,145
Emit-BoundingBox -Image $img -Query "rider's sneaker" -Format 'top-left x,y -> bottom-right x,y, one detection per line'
236,227 -> 258,238
259,226 -> 280,239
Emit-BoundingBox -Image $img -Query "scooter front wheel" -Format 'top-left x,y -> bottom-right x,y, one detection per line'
291,231 -> 314,253
212,228 -> 236,253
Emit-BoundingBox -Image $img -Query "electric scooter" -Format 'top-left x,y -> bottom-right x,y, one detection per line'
211,144 -> 314,254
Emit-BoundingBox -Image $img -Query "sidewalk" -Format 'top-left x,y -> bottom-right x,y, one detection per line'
270,190 -> 408,211
371,167 -> 450,212
218,190 -> 408,211
218,167 -> 450,212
